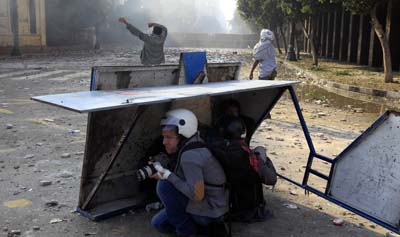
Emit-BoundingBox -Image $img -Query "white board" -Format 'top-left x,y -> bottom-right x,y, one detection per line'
32,80 -> 299,113
330,112 -> 400,227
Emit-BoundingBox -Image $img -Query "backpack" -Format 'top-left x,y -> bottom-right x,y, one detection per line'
182,140 -> 267,223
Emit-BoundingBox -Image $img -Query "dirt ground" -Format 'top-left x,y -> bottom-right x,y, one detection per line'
0,48 -> 397,237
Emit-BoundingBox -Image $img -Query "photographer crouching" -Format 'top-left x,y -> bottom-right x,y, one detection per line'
147,108 -> 228,236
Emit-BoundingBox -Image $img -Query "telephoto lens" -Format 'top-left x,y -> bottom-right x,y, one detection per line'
136,163 -> 158,181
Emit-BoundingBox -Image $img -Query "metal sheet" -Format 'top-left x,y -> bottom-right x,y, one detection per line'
329,112 -> 400,227
32,80 -> 299,113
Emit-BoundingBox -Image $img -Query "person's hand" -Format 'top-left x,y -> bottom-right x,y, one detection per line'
119,17 -> 128,25
249,72 -> 253,80
153,162 -> 171,180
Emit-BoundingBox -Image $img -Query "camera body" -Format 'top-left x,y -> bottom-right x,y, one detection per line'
136,153 -> 170,181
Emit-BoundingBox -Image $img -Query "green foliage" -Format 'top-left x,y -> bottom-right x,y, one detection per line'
340,0 -> 378,15
309,65 -> 326,71
320,0 -> 379,15
335,70 -> 352,76
237,0 -> 285,29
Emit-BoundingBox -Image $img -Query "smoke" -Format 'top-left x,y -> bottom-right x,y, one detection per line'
44,0 -> 255,47
120,0 -> 253,34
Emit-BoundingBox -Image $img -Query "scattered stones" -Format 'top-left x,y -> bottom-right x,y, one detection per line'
280,167 -> 286,171
282,203 -> 298,209
8,230 -> 21,236
3,227 -> 8,232
317,112 -> 327,117
13,165 -> 19,170
61,153 -> 71,159
289,190 -> 298,196
45,200 -> 59,207
266,136 -> 273,140
69,129 -> 80,134
75,151 -> 84,156
32,226 -> 40,231
6,124 -> 13,129
43,118 -> 55,122
314,100 -> 322,105
354,108 -> 364,113
39,180 -> 52,187
49,218 -> 63,224
84,233 -> 98,236
314,204 -> 323,210
23,154 -> 35,160
332,218 -> 344,226
275,137 -> 284,142
59,171 -> 73,178
386,232 -> 398,237
270,152 -> 277,155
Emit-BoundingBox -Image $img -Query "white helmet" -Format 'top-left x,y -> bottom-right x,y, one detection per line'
260,29 -> 274,41
160,109 -> 198,138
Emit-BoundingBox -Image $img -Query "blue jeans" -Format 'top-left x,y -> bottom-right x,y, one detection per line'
151,180 -> 217,235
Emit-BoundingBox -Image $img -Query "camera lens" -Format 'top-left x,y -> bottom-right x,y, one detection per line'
136,164 -> 158,181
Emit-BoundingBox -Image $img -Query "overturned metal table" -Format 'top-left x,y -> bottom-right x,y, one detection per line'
33,75 -> 400,235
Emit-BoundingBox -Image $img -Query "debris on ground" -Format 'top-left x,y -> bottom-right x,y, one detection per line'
283,203 -> 299,209
39,180 -> 52,187
333,218 -> 344,226
49,218 -> 63,224
61,153 -> 71,158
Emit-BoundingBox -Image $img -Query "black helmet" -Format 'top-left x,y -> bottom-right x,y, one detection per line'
220,116 -> 246,140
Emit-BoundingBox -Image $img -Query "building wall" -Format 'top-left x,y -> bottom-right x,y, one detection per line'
0,0 -> 46,48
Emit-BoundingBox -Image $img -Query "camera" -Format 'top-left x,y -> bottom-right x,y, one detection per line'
136,153 -> 170,181
136,162 -> 159,181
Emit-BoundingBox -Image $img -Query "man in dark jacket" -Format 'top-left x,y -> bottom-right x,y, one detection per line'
150,108 -> 228,236
119,17 -> 167,65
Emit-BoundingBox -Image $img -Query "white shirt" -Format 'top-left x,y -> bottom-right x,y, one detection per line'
253,39 -> 276,78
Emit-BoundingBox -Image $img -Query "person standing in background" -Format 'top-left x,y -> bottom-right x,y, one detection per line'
249,29 -> 277,80
119,17 -> 168,65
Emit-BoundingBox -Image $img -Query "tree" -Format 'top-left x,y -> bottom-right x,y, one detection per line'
340,0 -> 393,83
237,0 -> 286,54
279,0 -> 330,65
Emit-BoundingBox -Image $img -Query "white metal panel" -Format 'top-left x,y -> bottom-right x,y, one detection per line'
330,112 -> 400,227
32,80 -> 299,113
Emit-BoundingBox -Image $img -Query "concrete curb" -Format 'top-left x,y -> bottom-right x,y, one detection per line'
282,61 -> 400,100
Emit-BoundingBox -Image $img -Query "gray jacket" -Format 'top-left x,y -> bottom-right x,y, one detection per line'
167,134 -> 228,218
126,23 -> 167,65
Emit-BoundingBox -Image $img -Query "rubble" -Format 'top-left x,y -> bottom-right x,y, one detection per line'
45,200 -> 59,207
6,124 -> 13,129
8,230 -> 21,236
283,203 -> 299,209
58,171 -> 73,178
49,218 -> 63,224
61,153 -> 71,158
39,180 -> 52,187
333,218 -> 344,226
23,154 -> 35,160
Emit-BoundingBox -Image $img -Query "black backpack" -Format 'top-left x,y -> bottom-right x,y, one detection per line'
182,140 -> 267,223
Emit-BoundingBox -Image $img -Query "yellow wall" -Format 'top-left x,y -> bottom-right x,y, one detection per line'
0,0 -> 46,47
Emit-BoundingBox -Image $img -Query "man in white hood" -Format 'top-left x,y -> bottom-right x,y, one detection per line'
249,29 -> 277,80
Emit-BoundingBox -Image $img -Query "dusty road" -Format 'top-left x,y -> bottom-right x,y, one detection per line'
0,48 -> 395,236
